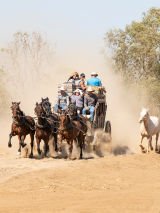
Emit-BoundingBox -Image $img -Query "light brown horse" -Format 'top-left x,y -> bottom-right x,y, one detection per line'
58,112 -> 87,159
34,102 -> 58,157
8,102 -> 35,158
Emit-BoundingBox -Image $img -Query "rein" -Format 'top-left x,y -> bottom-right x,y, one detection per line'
12,116 -> 35,131
35,115 -> 58,133
58,117 -> 86,135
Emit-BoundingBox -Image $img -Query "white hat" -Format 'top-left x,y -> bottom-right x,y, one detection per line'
87,86 -> 94,92
91,72 -> 98,76
60,86 -> 65,91
74,89 -> 81,93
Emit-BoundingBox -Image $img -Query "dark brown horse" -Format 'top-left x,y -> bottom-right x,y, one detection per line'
58,112 -> 87,159
8,102 -> 35,158
34,101 -> 58,157
41,97 -> 59,152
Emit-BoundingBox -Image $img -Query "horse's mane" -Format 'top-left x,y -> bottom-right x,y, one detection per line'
140,108 -> 149,116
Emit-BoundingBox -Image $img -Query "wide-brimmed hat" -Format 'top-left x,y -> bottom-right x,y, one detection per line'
87,86 -> 94,92
60,86 -> 65,91
91,72 -> 98,76
74,89 -> 81,93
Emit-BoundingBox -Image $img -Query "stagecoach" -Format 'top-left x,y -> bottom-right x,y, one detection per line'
57,81 -> 112,135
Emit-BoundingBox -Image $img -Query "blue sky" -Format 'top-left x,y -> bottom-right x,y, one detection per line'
0,0 -> 160,69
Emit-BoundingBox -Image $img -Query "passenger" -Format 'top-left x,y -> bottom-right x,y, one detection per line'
82,86 -> 98,122
54,86 -> 69,113
71,89 -> 84,114
67,72 -> 79,84
87,72 -> 102,87
79,73 -> 87,92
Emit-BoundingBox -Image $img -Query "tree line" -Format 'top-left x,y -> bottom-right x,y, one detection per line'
105,8 -> 160,105
0,32 -> 54,112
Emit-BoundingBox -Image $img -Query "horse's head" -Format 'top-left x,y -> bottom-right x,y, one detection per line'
59,113 -> 70,131
139,108 -> 149,123
41,97 -> 52,116
34,102 -> 45,117
67,103 -> 77,117
11,102 -> 21,119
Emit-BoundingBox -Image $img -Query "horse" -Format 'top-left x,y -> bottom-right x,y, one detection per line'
58,110 -> 87,159
34,102 -> 58,157
41,97 -> 52,116
8,102 -> 35,158
139,108 -> 160,153
41,97 -> 59,152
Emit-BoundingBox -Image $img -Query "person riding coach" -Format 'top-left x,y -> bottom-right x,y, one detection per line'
54,86 -> 69,112
87,72 -> 102,87
82,86 -> 97,122
71,89 -> 84,114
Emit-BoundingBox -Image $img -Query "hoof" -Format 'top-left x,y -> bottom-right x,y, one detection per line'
8,143 -> 12,148
37,150 -> 42,156
139,144 -> 145,152
21,143 -> 27,148
29,153 -> 33,158
150,147 -> 154,151
69,157 -> 77,160
17,151 -> 21,156
155,148 -> 159,152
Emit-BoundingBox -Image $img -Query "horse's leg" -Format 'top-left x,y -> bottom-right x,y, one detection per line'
68,140 -> 73,159
147,137 -> 152,153
53,132 -> 58,152
36,137 -> 42,156
149,137 -> 153,151
80,140 -> 83,159
8,133 -> 13,147
155,133 -> 159,152
139,135 -> 145,153
43,139 -> 49,157
20,135 -> 27,148
78,135 -> 83,160
58,134 -> 63,152
29,131 -> 34,158
17,135 -> 22,155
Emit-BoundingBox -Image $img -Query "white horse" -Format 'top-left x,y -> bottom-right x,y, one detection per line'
139,108 -> 160,153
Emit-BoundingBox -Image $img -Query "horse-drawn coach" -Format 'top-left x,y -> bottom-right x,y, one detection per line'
56,81 -> 112,136
8,75 -> 112,159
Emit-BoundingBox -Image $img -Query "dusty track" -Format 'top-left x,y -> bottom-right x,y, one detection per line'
0,149 -> 160,213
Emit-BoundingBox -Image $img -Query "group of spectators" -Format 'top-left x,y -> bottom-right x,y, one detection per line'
55,72 -> 102,122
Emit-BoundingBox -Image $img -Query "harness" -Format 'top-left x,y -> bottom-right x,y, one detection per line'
36,115 -> 58,134
12,115 -> 35,131
59,113 -> 86,135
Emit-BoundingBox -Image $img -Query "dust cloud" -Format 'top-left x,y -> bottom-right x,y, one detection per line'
0,36 -> 147,155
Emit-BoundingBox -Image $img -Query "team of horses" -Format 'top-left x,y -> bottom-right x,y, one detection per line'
8,98 -> 88,159
8,99 -> 160,157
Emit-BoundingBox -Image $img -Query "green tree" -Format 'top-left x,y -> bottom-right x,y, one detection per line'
105,8 -> 160,81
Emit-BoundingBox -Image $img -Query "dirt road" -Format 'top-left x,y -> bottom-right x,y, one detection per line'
0,147 -> 160,213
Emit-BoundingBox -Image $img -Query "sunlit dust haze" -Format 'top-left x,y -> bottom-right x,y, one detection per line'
0,40 -> 143,153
